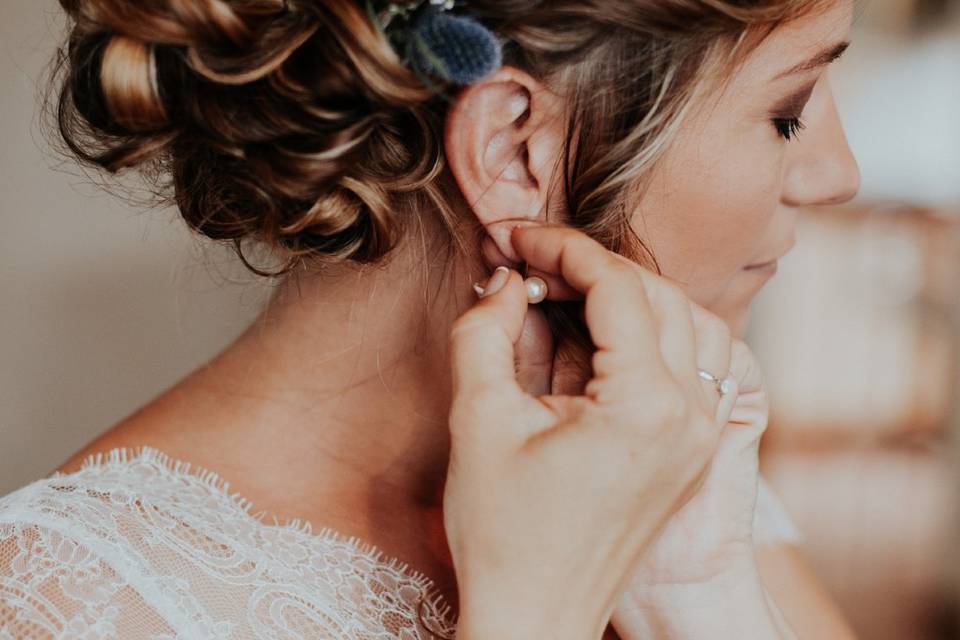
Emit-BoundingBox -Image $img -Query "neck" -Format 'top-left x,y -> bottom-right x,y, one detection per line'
149,217 -> 483,606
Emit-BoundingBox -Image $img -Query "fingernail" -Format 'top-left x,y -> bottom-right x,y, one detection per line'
479,266 -> 510,298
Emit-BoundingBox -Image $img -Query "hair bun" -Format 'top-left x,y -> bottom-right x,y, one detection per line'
48,0 -> 439,276
100,35 -> 169,131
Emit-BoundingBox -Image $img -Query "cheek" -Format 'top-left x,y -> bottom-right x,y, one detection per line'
630,144 -> 783,304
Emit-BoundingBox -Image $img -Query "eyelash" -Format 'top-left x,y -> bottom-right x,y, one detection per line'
772,116 -> 806,141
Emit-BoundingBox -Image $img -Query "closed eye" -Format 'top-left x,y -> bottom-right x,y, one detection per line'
772,116 -> 805,141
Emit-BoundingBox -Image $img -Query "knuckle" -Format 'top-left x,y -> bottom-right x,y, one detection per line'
655,275 -> 686,301
636,265 -> 680,296
572,227 -> 606,250
716,322 -> 732,345
704,315 -> 731,343
730,337 -> 750,358
605,254 -> 638,281
638,271 -> 693,317
730,338 -> 755,368
730,338 -> 763,381
609,263 -> 650,302
696,308 -> 731,343
564,228 -> 602,258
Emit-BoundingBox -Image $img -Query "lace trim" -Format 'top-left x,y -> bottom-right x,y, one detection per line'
50,445 -> 459,639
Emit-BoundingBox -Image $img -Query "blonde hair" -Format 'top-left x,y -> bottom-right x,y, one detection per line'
49,0 -> 830,276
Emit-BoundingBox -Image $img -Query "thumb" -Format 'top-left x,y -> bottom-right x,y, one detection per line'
449,267 -> 529,401
515,303 -> 554,396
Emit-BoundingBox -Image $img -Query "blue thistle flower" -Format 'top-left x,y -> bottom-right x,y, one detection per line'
407,7 -> 503,85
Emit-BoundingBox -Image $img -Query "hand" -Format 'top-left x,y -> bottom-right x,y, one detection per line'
514,240 -> 783,639
610,336 -> 776,639
444,224 -> 725,640
618,335 -> 768,587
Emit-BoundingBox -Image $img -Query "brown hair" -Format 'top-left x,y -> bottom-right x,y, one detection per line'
46,0 -> 830,372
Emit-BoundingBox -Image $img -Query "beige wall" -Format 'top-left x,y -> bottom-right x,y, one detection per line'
0,1 -> 269,495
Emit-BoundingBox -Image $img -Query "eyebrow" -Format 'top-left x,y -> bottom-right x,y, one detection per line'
773,41 -> 850,79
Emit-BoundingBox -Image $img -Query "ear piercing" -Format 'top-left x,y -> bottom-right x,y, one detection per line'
472,269 -> 549,304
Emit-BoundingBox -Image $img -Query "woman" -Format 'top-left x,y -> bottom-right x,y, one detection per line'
0,0 -> 861,637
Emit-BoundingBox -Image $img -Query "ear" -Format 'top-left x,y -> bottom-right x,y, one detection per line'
445,66 -> 566,266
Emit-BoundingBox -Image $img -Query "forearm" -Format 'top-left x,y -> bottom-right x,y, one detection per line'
456,613 -> 605,640
763,584 -> 800,640
455,584 -> 608,640
755,544 -> 858,639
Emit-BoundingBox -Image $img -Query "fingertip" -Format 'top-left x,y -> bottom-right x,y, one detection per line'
509,224 -> 527,258
479,267 -> 527,306
450,269 -> 530,402
509,221 -> 548,254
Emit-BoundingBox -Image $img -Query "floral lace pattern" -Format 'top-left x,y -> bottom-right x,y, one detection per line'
0,446 -> 800,639
0,447 -> 458,639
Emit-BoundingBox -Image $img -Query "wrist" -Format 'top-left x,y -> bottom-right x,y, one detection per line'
619,561 -> 783,640
628,550 -> 759,609
456,610 -> 599,640
456,590 -> 605,640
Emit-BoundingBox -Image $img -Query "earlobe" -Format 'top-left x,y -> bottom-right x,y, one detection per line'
445,66 -> 565,264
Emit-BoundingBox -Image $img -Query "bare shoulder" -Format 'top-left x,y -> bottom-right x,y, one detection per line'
54,424 -> 159,475
53,377 -> 217,476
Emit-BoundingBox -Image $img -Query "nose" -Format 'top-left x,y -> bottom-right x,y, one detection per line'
781,74 -> 861,207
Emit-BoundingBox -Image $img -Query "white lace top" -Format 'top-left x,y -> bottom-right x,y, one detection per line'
0,446 -> 801,639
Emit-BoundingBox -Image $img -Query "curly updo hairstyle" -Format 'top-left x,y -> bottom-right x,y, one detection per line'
50,0 -> 830,279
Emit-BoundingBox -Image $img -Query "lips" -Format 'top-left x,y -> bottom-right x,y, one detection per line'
745,238 -> 796,270
745,260 -> 778,275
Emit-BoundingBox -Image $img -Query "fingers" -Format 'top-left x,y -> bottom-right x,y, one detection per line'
714,376 -> 739,426
609,252 -> 734,422
607,254 -> 702,413
606,253 -> 732,420
729,338 -> 764,396
510,225 -> 668,397
724,339 -> 769,440
510,224 -> 739,427
515,304 -> 554,396
686,299 -> 734,419
551,338 -> 592,396
449,268 -> 529,402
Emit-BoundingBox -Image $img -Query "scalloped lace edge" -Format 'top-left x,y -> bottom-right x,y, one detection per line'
48,444 -> 459,631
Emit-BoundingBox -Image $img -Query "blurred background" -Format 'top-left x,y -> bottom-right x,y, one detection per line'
747,1 -> 960,638
1,1 -> 959,638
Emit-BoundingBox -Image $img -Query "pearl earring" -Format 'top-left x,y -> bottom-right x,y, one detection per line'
524,276 -> 548,304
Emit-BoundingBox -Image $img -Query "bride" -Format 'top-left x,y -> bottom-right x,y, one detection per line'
1,0 -> 861,637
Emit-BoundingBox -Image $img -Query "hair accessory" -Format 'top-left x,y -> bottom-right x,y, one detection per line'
367,0 -> 503,87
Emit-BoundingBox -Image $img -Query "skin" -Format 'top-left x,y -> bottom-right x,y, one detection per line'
636,3 -> 860,338
57,0 -> 860,637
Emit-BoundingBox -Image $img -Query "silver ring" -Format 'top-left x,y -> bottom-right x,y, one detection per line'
698,368 -> 736,397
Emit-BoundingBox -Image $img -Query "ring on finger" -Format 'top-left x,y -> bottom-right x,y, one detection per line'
698,368 -> 736,398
